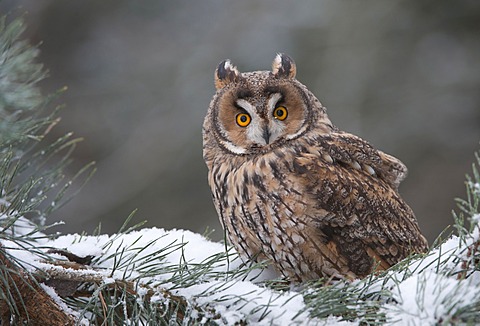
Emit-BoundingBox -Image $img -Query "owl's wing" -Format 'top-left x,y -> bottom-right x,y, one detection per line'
292,134 -> 428,277
320,131 -> 408,189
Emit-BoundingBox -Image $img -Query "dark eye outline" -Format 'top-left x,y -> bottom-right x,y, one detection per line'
236,113 -> 251,127
273,106 -> 288,121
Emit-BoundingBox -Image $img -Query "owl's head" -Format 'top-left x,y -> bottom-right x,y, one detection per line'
204,53 -> 333,156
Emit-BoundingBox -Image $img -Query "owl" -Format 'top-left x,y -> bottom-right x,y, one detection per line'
202,53 -> 428,282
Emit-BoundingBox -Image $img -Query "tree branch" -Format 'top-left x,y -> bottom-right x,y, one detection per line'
0,244 -> 76,325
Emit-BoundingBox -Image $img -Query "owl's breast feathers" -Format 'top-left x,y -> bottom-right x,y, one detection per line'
207,132 -> 428,281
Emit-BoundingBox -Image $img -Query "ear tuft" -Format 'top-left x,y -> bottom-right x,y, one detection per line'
215,60 -> 241,89
272,53 -> 296,79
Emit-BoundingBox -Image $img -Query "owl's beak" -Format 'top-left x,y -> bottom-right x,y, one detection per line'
262,127 -> 271,145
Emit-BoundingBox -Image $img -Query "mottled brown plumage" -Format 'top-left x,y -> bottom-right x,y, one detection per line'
203,54 -> 428,282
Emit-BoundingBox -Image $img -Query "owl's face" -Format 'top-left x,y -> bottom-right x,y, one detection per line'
205,54 -> 332,156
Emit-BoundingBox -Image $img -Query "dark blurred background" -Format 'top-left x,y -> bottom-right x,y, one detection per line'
1,1 -> 479,243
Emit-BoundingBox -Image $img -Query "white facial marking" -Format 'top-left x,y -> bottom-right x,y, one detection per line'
221,139 -> 246,154
236,99 -> 256,115
268,93 -> 283,113
267,93 -> 286,143
285,125 -> 308,140
236,99 -> 267,145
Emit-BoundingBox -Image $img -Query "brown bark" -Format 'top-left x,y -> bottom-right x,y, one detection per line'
0,246 -> 195,324
0,245 -> 76,325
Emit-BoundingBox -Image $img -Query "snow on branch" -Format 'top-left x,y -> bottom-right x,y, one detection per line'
1,192 -> 480,325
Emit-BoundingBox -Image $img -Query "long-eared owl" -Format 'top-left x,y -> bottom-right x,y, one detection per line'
202,53 -> 428,282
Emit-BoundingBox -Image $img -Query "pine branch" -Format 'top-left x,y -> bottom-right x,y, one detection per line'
0,243 -> 76,325
0,15 -> 94,324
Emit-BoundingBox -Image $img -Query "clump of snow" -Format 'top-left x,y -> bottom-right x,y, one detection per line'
176,280 -> 309,325
49,233 -> 105,258
383,270 -> 480,324
367,214 -> 480,325
471,182 -> 480,195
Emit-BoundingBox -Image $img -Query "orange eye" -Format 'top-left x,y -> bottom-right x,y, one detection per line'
273,106 -> 288,121
236,113 -> 251,127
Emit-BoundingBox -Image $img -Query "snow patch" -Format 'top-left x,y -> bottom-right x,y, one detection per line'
383,271 -> 480,324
